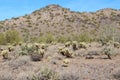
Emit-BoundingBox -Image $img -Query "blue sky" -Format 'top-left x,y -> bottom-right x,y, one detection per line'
0,0 -> 120,20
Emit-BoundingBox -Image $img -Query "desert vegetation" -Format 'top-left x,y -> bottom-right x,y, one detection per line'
0,4 -> 120,80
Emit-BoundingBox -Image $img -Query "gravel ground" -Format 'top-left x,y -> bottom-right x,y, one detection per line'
0,43 -> 120,80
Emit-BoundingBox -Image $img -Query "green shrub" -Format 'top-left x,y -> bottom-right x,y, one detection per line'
97,26 -> 120,44
77,33 -> 92,42
57,35 -> 71,43
38,32 -> 55,43
45,32 -> 55,43
5,30 -> 21,44
38,36 -> 46,43
37,68 -> 59,80
103,45 -> 114,59
0,33 -> 6,45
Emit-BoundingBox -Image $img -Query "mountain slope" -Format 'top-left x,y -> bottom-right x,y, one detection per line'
0,4 -> 120,42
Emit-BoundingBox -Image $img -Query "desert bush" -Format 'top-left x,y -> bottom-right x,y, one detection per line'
45,32 -> 55,43
103,45 -> 114,59
5,30 -> 21,44
17,71 -> 35,80
113,70 -> 120,79
97,26 -> 120,45
59,70 -> 80,80
8,56 -> 30,69
57,35 -> 71,43
38,36 -> 46,43
0,33 -> 6,45
36,68 -> 59,80
0,71 -> 13,80
75,33 -> 92,42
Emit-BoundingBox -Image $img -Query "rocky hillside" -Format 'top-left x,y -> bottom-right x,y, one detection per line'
0,4 -> 120,41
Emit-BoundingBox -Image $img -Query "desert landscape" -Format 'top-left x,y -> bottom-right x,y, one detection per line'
0,4 -> 120,80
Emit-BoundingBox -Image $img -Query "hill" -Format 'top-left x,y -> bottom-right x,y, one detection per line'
0,4 -> 120,42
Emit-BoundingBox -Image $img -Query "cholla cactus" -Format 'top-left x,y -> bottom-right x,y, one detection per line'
65,41 -> 71,47
114,42 -> 120,48
79,42 -> 87,49
1,50 -> 9,59
58,47 -> 65,56
99,39 -> 107,46
26,43 -> 34,53
41,43 -> 46,49
34,43 -> 40,48
38,49 -> 45,57
72,41 -> 78,50
58,47 -> 72,58
63,59 -> 70,64
8,45 -> 14,52
18,42 -> 22,46
64,48 -> 73,58
19,43 -> 34,55
12,42 -> 17,46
